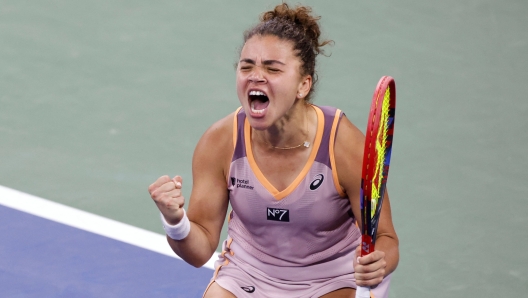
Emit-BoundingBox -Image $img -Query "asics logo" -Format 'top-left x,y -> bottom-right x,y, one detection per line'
241,286 -> 255,293
309,174 -> 324,190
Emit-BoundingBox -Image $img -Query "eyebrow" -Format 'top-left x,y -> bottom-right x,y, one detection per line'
239,58 -> 285,66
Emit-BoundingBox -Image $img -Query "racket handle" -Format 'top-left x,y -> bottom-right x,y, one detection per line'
355,286 -> 371,298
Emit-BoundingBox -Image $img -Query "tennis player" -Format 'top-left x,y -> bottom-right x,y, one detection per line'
148,3 -> 399,297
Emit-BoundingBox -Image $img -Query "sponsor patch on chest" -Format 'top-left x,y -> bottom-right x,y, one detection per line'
267,208 -> 290,222
231,177 -> 254,190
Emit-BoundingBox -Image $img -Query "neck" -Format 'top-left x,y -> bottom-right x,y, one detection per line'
254,103 -> 313,150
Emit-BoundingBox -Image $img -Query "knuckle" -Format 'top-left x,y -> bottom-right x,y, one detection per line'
148,183 -> 156,194
151,190 -> 164,201
176,197 -> 185,206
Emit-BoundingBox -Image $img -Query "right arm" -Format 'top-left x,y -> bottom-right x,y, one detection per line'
148,113 -> 234,267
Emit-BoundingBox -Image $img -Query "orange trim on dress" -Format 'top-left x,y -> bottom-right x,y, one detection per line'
202,258 -> 230,298
244,104 -> 325,200
233,107 -> 242,150
244,118 -> 279,195
329,109 -> 346,197
227,107 -> 243,186
202,238 -> 234,298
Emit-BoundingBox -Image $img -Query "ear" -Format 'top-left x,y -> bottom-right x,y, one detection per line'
296,75 -> 312,99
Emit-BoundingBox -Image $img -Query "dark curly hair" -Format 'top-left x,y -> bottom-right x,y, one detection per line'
241,3 -> 333,102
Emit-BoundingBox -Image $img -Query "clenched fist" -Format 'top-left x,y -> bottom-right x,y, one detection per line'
148,175 -> 185,225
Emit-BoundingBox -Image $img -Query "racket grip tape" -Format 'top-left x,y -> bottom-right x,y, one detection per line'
355,286 -> 371,298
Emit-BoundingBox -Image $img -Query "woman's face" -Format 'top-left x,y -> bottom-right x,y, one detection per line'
236,35 -> 311,130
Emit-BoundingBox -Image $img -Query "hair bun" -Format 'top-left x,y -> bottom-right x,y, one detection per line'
261,4 -> 323,51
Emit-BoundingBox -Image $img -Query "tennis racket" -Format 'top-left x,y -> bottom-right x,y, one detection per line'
356,76 -> 396,298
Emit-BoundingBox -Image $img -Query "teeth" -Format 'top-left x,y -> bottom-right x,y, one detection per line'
249,90 -> 266,96
249,90 -> 267,114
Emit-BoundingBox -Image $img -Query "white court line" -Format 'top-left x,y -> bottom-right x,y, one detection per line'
0,185 -> 216,270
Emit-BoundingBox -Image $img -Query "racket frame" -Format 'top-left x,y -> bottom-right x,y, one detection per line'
359,76 -> 396,257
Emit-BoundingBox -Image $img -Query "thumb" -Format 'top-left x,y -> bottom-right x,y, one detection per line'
172,175 -> 183,188
355,245 -> 362,266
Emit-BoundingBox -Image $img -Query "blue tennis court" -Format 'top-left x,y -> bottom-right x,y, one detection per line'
0,187 -> 213,298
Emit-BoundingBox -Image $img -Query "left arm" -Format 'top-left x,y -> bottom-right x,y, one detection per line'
334,115 -> 399,287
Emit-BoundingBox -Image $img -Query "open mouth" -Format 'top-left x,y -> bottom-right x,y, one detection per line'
249,90 -> 269,115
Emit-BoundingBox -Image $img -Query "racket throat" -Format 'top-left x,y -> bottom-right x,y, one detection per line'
360,235 -> 374,256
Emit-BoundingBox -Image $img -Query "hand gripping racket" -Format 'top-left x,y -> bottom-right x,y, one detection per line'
356,76 -> 396,298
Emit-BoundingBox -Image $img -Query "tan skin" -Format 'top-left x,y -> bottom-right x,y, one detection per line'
148,35 -> 399,297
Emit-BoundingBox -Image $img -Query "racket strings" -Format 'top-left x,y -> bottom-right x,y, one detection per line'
370,87 -> 391,217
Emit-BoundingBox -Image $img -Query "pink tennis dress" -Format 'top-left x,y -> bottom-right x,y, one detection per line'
205,105 -> 391,298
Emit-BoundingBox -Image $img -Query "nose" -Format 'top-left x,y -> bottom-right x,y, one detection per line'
248,68 -> 267,84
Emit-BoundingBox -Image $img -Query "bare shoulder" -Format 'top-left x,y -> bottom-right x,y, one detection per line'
193,111 -> 236,170
334,115 -> 365,196
198,111 -> 235,147
334,115 -> 364,170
